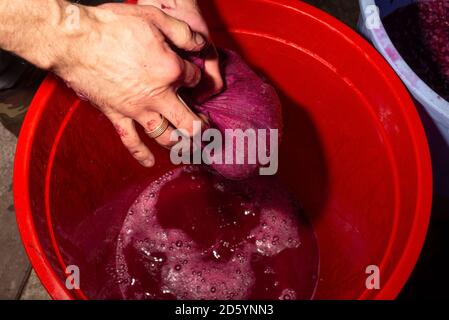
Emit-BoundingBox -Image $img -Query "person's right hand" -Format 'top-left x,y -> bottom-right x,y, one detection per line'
137,0 -> 224,102
53,3 -> 208,167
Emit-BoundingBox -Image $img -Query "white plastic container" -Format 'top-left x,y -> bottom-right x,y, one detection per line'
359,0 -> 449,197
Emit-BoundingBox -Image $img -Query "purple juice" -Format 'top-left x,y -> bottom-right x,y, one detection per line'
107,166 -> 319,300
383,1 -> 449,100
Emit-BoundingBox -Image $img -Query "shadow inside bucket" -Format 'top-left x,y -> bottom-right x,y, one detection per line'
199,0 -> 330,220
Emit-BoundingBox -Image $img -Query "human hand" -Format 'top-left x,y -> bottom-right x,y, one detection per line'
53,3 -> 208,167
137,0 -> 224,101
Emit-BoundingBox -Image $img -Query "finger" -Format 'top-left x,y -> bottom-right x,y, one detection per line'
177,56 -> 202,88
150,8 -> 206,51
204,45 -> 224,95
138,0 -> 210,38
136,111 -> 177,149
155,91 -> 203,137
137,0 -> 160,6
109,115 -> 155,167
193,45 -> 224,102
100,3 -> 205,52
198,113 -> 211,127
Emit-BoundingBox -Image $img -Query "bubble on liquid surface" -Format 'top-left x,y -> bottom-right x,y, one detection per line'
279,288 -> 296,300
113,166 -> 318,300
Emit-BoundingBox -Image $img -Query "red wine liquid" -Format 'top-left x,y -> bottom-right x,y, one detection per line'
110,166 -> 319,300
383,2 -> 449,100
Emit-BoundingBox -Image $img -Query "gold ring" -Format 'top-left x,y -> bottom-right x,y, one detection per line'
145,115 -> 169,139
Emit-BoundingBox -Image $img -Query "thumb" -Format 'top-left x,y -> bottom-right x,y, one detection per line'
149,7 -> 207,52
99,4 -> 206,52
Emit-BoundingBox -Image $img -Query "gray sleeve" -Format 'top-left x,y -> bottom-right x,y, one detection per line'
0,51 -> 28,90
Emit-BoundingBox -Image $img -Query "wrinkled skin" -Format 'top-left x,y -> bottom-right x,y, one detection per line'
138,0 -> 223,102
54,2 -> 223,167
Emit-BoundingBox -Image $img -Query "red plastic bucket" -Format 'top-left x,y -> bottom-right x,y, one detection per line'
14,0 -> 432,299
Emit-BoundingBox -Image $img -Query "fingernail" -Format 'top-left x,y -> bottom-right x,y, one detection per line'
198,113 -> 211,129
198,113 -> 209,123
195,33 -> 206,46
142,157 -> 155,167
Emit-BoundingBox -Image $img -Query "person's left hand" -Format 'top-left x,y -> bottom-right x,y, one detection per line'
138,0 -> 223,101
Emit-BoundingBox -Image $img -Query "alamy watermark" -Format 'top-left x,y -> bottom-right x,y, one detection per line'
364,5 -> 381,30
65,265 -> 80,290
169,121 -> 279,176
365,265 -> 380,290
